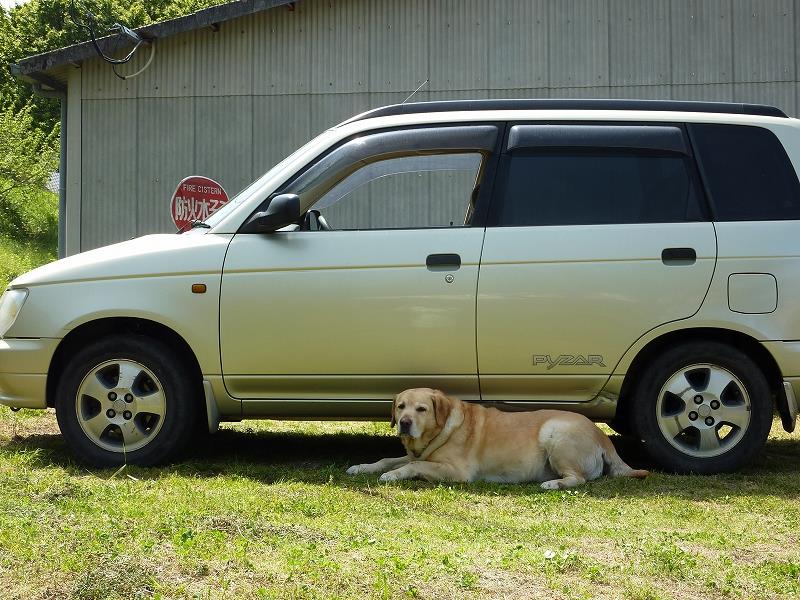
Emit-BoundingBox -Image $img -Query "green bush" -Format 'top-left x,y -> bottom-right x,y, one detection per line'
0,102 -> 59,236
0,182 -> 58,245
0,103 -> 59,290
0,236 -> 55,290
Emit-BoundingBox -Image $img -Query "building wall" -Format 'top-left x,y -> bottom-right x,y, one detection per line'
67,0 -> 800,252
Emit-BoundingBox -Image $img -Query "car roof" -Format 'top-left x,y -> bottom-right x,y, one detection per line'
341,99 -> 787,126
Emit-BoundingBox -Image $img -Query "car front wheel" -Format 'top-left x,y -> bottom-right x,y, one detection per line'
55,335 -> 199,467
632,341 -> 773,474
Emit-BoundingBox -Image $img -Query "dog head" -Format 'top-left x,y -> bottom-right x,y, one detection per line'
391,388 -> 453,439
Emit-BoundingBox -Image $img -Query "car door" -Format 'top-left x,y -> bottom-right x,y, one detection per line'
477,123 -> 717,403
220,125 -> 500,410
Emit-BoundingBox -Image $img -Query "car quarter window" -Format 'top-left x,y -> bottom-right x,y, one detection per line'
688,123 -> 800,221
490,124 -> 703,227
279,125 -> 498,230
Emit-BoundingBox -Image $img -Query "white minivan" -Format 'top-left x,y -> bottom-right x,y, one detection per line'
2,99 -> 799,473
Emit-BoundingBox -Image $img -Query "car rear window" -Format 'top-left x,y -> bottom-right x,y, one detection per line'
490,151 -> 700,227
689,123 -> 800,221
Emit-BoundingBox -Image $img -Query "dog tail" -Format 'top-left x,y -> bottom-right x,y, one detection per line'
601,437 -> 649,479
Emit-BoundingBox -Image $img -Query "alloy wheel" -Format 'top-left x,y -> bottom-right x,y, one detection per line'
655,363 -> 751,458
75,359 -> 167,453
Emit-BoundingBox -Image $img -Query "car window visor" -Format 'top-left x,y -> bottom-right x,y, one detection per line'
507,125 -> 688,155
285,126 -> 498,206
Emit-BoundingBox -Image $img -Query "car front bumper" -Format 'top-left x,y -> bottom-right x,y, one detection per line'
0,338 -> 59,409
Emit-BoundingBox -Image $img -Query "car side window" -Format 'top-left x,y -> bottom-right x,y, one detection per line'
491,151 -> 700,227
276,125 -> 498,230
313,153 -> 483,229
688,123 -> 800,221
489,124 -> 703,227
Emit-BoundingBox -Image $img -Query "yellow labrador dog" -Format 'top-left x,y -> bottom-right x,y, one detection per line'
347,388 -> 648,489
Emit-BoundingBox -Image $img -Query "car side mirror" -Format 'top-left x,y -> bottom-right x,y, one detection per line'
242,193 -> 301,233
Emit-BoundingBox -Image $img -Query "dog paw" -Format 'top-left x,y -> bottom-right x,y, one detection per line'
346,464 -> 364,476
378,471 -> 399,483
540,480 -> 563,490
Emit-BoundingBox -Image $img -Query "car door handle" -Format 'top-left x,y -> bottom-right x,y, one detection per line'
661,247 -> 697,265
426,253 -> 461,270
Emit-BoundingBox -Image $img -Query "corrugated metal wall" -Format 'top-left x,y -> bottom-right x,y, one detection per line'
78,0 -> 800,251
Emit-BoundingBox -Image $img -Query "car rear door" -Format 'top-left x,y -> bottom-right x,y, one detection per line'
477,123 -> 717,404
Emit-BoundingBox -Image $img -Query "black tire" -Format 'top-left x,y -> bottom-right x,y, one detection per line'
55,335 -> 200,467
608,409 -> 635,437
632,341 -> 773,474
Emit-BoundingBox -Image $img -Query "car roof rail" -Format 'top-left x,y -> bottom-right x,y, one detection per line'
341,99 -> 788,125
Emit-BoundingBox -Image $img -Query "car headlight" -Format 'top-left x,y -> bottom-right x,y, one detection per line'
0,288 -> 28,338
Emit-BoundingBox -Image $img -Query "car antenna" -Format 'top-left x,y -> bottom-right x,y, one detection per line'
402,79 -> 429,104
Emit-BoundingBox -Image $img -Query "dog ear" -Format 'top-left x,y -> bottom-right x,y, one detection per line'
431,389 -> 452,428
390,393 -> 399,427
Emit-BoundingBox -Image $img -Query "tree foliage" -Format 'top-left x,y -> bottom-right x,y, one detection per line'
0,101 -> 58,191
0,101 -> 59,239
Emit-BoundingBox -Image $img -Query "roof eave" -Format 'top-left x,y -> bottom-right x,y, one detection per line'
14,0 -> 296,78
9,63 -> 67,92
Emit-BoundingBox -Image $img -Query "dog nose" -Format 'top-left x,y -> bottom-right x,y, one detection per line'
399,417 -> 412,433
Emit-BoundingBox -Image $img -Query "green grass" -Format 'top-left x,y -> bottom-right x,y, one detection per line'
1,410 -> 799,599
0,180 -> 58,290
0,235 -> 55,290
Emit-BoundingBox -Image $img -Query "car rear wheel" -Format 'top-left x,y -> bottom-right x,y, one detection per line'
632,341 -> 773,474
55,335 -> 199,467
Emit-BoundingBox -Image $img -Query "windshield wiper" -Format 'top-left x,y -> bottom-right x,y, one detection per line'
178,220 -> 211,233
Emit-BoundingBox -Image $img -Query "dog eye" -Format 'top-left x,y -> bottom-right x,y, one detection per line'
398,403 -> 405,410
416,406 -> 427,412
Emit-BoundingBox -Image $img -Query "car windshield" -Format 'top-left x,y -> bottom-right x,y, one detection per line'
197,132 -> 333,230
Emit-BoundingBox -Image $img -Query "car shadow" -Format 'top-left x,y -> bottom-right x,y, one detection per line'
4,424 -> 800,500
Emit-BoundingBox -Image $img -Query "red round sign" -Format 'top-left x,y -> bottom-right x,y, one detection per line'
170,175 -> 229,230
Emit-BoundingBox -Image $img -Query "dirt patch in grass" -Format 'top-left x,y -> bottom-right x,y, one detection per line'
0,408 -> 60,440
731,541 -> 800,566
471,566 -> 550,599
